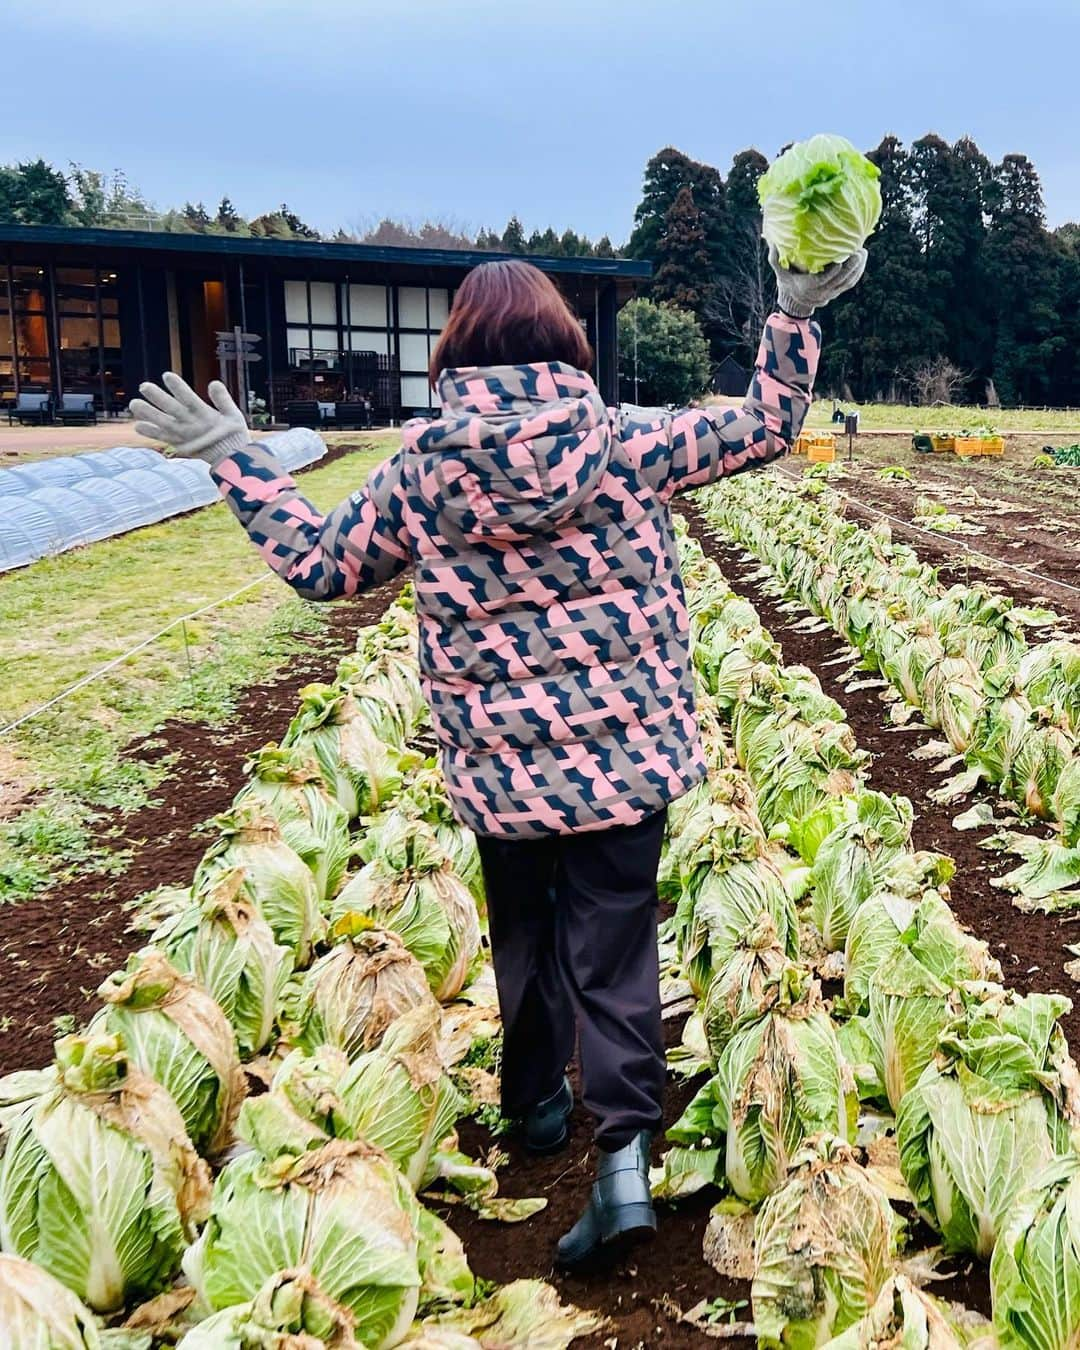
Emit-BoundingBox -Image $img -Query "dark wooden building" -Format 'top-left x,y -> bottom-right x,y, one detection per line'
0,225 -> 649,422
711,353 -> 749,398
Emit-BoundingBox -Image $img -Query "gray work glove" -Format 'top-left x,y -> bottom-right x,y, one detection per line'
130,373 -> 250,467
770,244 -> 868,319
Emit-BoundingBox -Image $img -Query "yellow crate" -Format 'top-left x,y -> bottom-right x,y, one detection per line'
931,434 -> 955,452
954,436 -> 1004,457
793,434 -> 809,455
807,444 -> 836,463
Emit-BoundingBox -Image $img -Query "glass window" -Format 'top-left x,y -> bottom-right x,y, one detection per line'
428,289 -> 449,329
310,327 -> 339,352
284,280 -> 309,324
401,374 -> 433,409
287,326 -> 310,364
398,332 -> 429,372
55,267 -> 97,314
347,330 -> 389,355
343,284 -> 387,327
309,282 -> 337,326
398,287 -> 428,328
12,266 -> 48,312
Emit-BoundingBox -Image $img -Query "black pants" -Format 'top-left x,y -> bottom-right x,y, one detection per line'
476,809 -> 667,1151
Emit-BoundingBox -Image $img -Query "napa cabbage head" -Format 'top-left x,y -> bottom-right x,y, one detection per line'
810,790 -> 914,951
713,964 -> 852,1204
0,1033 -> 211,1313
758,133 -> 882,275
194,800 -> 324,967
0,1253 -> 102,1349
752,1137 -> 900,1350
701,911 -> 788,1063
991,1150 -> 1080,1350
289,916 -> 438,1059
361,765 -> 484,908
271,1004 -> 463,1191
183,1128 -> 471,1350
92,950 -> 246,1157
332,818 -> 480,1001
842,878 -> 973,1016
897,988 -> 1080,1259
235,742 -> 351,905
675,852 -> 798,999
283,682 -> 404,820
148,868 -> 294,1058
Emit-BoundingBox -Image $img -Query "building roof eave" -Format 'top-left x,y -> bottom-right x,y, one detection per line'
0,223 -> 653,279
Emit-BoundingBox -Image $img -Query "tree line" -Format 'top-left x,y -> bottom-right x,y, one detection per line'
5,140 -> 1080,406
626,138 -> 1080,407
0,160 -> 614,257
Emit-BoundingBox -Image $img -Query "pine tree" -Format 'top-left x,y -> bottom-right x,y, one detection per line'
500,215 -> 526,253
216,196 -> 242,233
982,154 -> 1064,403
594,235 -> 616,258
0,159 -> 72,225
652,186 -> 712,312
183,201 -> 211,230
279,203 -> 320,239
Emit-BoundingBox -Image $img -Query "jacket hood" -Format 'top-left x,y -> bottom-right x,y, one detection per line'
401,362 -> 611,542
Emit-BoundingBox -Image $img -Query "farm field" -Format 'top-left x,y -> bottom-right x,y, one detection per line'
0,437 -> 391,903
2,433 -> 1080,1345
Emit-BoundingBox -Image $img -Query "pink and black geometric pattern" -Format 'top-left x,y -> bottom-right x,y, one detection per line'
212,311 -> 821,839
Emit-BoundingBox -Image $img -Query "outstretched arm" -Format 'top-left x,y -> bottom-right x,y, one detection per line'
625,247 -> 865,501
130,375 -> 411,601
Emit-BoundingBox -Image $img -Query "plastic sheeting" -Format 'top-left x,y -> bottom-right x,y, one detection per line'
0,429 -> 326,572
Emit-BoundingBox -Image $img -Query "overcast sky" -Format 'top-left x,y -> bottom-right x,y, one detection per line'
4,0 -> 1078,239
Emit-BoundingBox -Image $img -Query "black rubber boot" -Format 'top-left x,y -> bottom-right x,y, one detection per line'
556,1131 -> 656,1268
524,1076 -> 573,1155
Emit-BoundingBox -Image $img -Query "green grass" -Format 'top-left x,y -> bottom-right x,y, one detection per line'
800,402 -> 1080,433
0,437 -> 394,902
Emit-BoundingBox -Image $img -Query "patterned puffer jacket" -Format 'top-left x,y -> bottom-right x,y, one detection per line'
213,311 -> 820,839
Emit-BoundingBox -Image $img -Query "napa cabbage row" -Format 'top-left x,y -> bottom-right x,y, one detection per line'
697,474 -> 1080,905
668,530 -> 1080,1350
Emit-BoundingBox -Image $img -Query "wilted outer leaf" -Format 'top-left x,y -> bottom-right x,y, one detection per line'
0,1252 -> 101,1348
753,1138 -> 900,1350
416,1279 -> 606,1350
822,1273 -> 984,1350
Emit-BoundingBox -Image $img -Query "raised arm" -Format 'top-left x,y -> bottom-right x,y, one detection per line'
625,246 -> 866,501
130,375 -> 411,601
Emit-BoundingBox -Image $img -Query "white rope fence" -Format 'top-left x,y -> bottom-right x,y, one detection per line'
0,571 -> 276,738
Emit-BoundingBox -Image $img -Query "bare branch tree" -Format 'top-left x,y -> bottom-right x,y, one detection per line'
703,215 -> 776,361
907,356 -> 974,406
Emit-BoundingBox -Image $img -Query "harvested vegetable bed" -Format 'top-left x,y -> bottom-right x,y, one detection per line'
5,488 -> 1080,1346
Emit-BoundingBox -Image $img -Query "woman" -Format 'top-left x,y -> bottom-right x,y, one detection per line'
131,247 -> 865,1267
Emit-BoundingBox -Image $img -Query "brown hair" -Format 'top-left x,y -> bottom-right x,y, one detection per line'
429,259 -> 593,384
